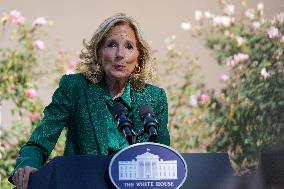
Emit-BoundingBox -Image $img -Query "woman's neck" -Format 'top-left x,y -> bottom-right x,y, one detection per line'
105,77 -> 127,99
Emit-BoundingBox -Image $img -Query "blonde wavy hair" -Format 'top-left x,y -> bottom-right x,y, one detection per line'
77,13 -> 154,90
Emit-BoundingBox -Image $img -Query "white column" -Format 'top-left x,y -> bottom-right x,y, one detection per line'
143,161 -> 145,178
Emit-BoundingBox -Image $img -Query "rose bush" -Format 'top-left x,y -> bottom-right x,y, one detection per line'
180,0 -> 284,173
0,10 -> 73,188
157,35 -> 211,152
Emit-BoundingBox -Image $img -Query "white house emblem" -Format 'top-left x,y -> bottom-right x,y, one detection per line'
118,148 -> 177,180
109,143 -> 187,189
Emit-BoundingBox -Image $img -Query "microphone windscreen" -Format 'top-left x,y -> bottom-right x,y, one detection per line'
110,103 -> 127,116
139,105 -> 154,117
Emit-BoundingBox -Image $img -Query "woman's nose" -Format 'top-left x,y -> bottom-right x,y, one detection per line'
115,47 -> 125,61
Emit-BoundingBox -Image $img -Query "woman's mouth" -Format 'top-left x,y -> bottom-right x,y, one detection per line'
113,64 -> 126,71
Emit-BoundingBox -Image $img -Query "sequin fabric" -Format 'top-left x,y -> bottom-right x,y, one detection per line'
10,73 -> 170,178
102,81 -> 131,154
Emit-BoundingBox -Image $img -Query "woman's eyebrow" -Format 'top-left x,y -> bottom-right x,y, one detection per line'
105,39 -> 116,43
125,40 -> 136,46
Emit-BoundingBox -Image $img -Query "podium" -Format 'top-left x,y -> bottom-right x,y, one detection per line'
28,153 -> 233,189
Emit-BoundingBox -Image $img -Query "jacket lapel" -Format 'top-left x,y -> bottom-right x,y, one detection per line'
85,82 -> 108,155
85,82 -> 151,154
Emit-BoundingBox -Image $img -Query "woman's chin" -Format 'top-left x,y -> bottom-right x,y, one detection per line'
106,72 -> 130,81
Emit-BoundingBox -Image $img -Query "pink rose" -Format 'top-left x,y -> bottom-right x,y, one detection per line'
213,16 -> 233,27
220,74 -> 229,82
275,12 -> 284,23
29,112 -> 41,121
33,40 -> 45,50
234,53 -> 249,63
267,26 -> 279,38
9,10 -> 20,18
198,94 -> 210,104
25,88 -> 37,98
68,60 -> 77,69
15,16 -> 25,24
33,17 -> 47,26
226,53 -> 249,66
9,10 -> 25,24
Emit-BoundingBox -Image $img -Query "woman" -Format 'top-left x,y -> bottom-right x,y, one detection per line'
11,13 -> 170,189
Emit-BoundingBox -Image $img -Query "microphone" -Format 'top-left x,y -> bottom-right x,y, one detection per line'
110,102 -> 133,145
139,105 -> 159,142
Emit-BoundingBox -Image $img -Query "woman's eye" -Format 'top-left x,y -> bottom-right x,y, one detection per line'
107,41 -> 117,48
126,43 -> 134,50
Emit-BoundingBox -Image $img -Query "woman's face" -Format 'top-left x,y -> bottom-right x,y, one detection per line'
100,24 -> 139,81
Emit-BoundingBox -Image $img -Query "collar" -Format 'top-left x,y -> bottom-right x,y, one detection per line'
101,80 -> 132,109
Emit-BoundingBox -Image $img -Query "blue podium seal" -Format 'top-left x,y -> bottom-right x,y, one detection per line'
109,142 -> 188,189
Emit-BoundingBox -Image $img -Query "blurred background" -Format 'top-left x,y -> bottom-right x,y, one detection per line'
1,0 -> 283,122
1,0 -> 282,90
1,0 -> 284,188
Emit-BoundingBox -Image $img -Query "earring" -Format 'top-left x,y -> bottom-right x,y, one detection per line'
135,66 -> 141,74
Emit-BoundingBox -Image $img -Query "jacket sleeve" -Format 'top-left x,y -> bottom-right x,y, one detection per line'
9,74 -> 73,182
154,88 -> 170,146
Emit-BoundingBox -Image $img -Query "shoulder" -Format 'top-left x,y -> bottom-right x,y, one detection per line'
135,83 -> 168,114
143,83 -> 166,96
133,83 -> 167,102
60,73 -> 88,84
59,73 -> 90,89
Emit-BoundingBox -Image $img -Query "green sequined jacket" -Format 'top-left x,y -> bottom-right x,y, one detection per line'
11,73 -> 170,174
